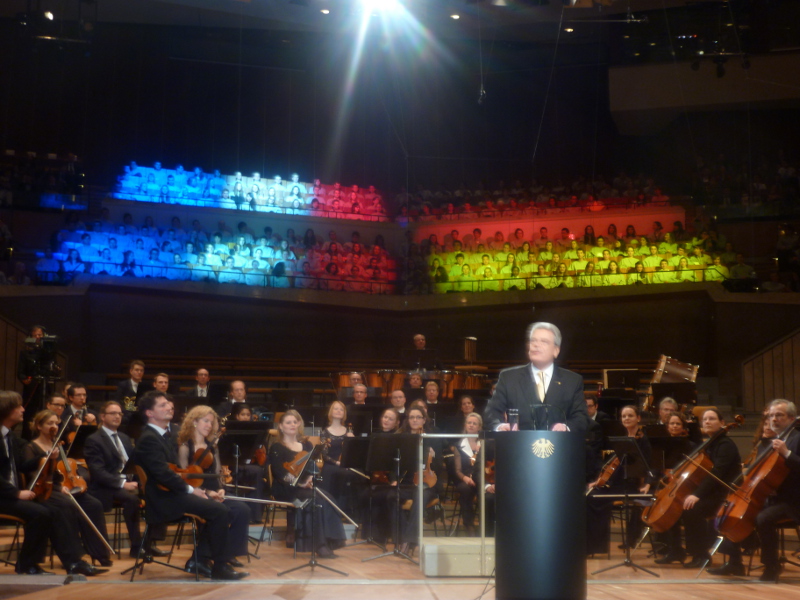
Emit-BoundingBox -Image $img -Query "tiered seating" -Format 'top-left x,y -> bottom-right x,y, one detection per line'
36,215 -> 400,294
113,162 -> 389,222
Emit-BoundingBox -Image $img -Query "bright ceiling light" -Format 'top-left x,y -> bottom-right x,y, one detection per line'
451,14 -> 460,19
44,11 -> 54,20
321,8 -> 330,14
564,28 -> 574,33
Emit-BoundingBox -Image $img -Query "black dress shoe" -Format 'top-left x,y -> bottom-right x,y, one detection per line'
654,551 -> 686,565
228,558 -> 245,568
146,545 -> 171,557
15,564 -> 53,575
184,559 -> 212,578
94,557 -> 114,568
211,563 -> 249,581
707,561 -> 745,576
67,560 -> 108,577
317,545 -> 337,559
759,565 -> 781,583
683,555 -> 711,569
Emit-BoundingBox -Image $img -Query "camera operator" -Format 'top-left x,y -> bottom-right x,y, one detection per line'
17,325 -> 60,411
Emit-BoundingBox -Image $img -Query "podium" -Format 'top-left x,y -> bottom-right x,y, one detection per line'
495,431 -> 586,600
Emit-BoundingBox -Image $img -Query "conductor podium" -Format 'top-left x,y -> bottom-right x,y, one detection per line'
495,431 -> 586,600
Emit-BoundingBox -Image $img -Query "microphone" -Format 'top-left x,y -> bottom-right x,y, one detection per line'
529,401 -> 569,431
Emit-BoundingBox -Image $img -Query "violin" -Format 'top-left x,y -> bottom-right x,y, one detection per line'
714,417 -> 799,543
370,471 -> 390,485
642,415 -> 744,532
56,443 -> 88,495
587,454 -> 620,496
157,463 -> 219,491
413,450 -> 438,488
28,424 -> 66,502
485,460 -> 495,485
283,450 -> 310,479
252,444 -> 267,467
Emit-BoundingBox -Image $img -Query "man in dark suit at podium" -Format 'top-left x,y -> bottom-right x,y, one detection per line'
484,322 -> 587,434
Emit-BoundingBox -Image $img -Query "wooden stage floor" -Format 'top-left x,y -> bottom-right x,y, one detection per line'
3,536 -> 800,600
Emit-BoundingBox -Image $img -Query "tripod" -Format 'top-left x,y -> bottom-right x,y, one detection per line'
278,445 -> 348,577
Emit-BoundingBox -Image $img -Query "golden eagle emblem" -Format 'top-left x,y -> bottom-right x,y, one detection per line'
531,438 -> 555,459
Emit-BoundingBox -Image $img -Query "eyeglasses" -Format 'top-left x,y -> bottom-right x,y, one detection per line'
104,411 -> 123,416
408,415 -> 425,420
49,404 -> 66,409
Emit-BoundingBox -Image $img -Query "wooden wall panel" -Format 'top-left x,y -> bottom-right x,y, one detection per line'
743,331 -> 800,412
742,362 -> 754,412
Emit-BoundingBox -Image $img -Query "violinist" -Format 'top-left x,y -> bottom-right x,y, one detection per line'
83,401 -> 150,557
391,405 -> 443,556
62,384 -> 97,435
451,413 -> 483,536
0,391 -> 101,576
133,391 -> 248,580
23,409 -> 113,569
220,402 -> 268,522
656,409 -> 740,568
45,394 -> 68,433
176,406 -> 251,571
319,401 -> 358,506
710,400 -> 800,582
587,405 -> 652,551
267,410 -> 346,557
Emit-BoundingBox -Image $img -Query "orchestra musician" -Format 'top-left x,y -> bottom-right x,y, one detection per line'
656,409 -> 740,568
133,390 -> 248,580
0,391 -> 100,576
176,405 -> 251,571
361,408 -> 401,544
83,401 -> 150,557
586,405 -> 652,552
62,383 -> 98,435
450,413 -> 484,536
319,400 -> 359,506
390,405 -> 443,556
218,402 -> 268,522
267,410 -> 346,558
23,409 -> 113,567
709,399 -> 800,582
484,322 -> 587,434
115,360 -> 152,413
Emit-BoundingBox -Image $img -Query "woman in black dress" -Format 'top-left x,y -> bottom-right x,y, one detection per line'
320,400 -> 360,507
451,412 -> 483,535
268,410 -> 346,557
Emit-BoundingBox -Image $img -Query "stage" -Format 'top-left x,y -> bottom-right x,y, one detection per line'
3,535 -> 799,600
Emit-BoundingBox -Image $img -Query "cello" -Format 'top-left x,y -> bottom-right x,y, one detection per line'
714,416 -> 800,543
641,415 -> 743,532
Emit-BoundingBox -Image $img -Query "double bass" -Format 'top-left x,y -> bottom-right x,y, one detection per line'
714,417 -> 800,543
642,415 -> 743,532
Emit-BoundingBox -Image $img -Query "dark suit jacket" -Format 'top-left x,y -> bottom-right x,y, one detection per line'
0,430 -> 30,500
62,404 -> 99,435
484,364 -> 588,434
115,380 -> 153,405
134,425 -> 191,524
84,428 -> 135,510
776,427 -> 800,506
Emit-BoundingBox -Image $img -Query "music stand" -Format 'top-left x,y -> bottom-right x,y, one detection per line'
65,425 -> 98,459
347,406 -> 384,437
362,433 -> 420,564
277,444 -> 348,577
591,436 -> 659,578
339,438 -> 383,550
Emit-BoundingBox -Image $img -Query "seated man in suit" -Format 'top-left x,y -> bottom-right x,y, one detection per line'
186,368 -> 211,400
586,396 -> 611,422
134,390 -> 248,580
116,359 -> 153,413
484,322 -> 587,434
84,400 -> 164,557
215,380 -> 248,419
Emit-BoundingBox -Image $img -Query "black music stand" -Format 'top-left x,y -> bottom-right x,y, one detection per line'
347,406 -> 384,437
65,425 -> 98,459
362,433 -> 419,564
277,444 -> 348,577
591,436 -> 658,578
339,438 -> 383,550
